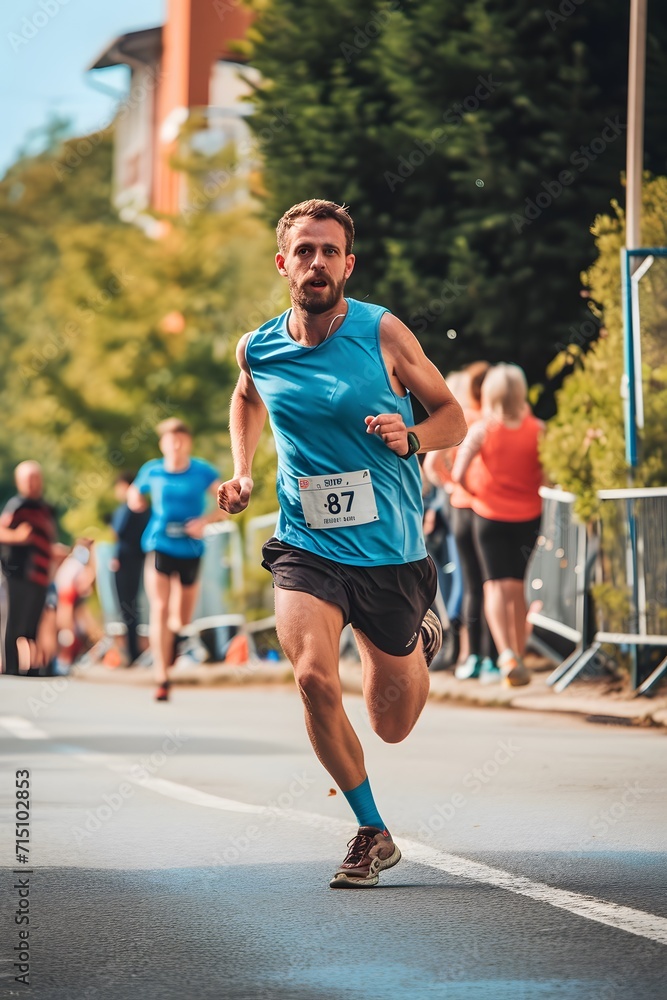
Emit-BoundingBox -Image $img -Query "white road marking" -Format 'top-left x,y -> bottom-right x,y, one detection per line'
10,725 -> 667,947
127,775 -> 267,815
115,769 -> 667,947
399,838 -> 667,946
0,716 -> 48,739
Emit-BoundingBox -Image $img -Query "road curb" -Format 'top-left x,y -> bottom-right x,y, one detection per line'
337,662 -> 667,729
72,660 -> 294,687
72,657 -> 667,728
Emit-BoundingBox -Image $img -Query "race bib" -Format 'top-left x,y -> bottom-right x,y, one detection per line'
298,470 -> 379,530
165,522 -> 186,538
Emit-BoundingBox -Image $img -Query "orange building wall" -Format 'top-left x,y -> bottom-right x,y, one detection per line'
153,0 -> 254,215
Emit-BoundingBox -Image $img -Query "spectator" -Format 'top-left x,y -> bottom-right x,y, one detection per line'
0,521 -> 33,672
0,461 -> 58,675
54,539 -> 98,669
424,364 -> 496,681
452,364 -> 543,686
110,473 -> 150,665
127,418 -> 225,701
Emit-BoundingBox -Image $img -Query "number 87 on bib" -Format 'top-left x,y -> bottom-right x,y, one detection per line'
298,470 -> 379,529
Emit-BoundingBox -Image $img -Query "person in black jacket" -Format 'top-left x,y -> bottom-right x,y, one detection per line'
110,472 -> 150,665
1,461 -> 58,675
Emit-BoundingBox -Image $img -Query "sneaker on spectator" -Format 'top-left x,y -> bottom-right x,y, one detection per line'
497,649 -> 531,687
503,658 -> 531,687
455,654 -> 482,680
479,657 -> 501,684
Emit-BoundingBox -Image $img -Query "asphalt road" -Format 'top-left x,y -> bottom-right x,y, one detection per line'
0,675 -> 665,1000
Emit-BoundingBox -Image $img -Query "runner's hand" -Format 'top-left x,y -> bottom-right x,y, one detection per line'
218,476 -> 254,514
184,517 -> 206,539
365,414 -> 409,456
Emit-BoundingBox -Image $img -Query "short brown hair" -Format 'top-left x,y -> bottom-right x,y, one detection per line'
276,199 -> 355,256
157,417 -> 191,437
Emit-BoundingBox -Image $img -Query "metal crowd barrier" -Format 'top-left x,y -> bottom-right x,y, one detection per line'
527,487 -> 667,695
591,488 -> 667,694
525,488 -> 596,690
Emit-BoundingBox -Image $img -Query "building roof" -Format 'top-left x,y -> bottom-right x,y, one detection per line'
88,26 -> 162,71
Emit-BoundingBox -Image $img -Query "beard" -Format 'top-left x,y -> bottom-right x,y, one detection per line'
289,273 -> 346,314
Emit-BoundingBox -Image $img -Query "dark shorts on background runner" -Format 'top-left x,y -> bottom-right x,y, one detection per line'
473,514 -> 541,582
154,551 -> 201,586
262,537 -> 437,657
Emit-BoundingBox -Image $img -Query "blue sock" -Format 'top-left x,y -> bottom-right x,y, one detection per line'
342,776 -> 386,831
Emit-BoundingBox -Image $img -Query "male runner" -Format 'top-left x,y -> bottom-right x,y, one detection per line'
218,200 -> 466,887
128,419 -> 225,701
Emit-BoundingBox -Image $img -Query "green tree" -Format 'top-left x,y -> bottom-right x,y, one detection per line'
541,175 -> 667,519
0,127 -> 285,535
246,0 -> 667,404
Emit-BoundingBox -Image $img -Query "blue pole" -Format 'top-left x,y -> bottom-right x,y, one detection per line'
621,248 -> 638,468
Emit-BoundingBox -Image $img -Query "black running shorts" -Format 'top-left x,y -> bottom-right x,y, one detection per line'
261,537 -> 437,657
473,514 -> 542,582
153,551 -> 201,587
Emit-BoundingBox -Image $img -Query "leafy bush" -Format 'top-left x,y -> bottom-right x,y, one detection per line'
541,175 -> 667,521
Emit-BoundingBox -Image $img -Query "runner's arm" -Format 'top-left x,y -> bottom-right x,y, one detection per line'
369,313 -> 467,455
126,486 -> 149,513
218,334 -> 267,514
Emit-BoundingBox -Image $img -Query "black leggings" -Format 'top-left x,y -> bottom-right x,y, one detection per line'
114,558 -> 144,663
3,579 -> 47,675
450,506 -> 495,660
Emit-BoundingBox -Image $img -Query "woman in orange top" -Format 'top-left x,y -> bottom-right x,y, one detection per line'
452,364 -> 543,687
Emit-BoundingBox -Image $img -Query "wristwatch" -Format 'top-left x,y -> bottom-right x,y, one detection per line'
399,430 -> 420,459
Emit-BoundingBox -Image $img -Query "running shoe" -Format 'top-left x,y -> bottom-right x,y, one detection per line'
455,654 -> 482,680
330,826 -> 401,889
503,658 -> 531,687
479,657 -> 501,684
421,609 -> 443,669
154,681 -> 171,702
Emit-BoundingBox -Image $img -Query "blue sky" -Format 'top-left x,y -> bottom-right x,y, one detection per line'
0,0 -> 164,177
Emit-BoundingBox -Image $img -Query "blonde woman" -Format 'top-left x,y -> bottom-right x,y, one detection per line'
452,364 -> 543,686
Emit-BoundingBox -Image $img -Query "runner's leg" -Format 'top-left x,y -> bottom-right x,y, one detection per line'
178,581 -> 200,631
144,557 -> 172,684
353,629 -> 430,744
274,586 -> 366,791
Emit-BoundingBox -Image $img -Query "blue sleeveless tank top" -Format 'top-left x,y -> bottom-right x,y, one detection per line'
245,297 -> 426,566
